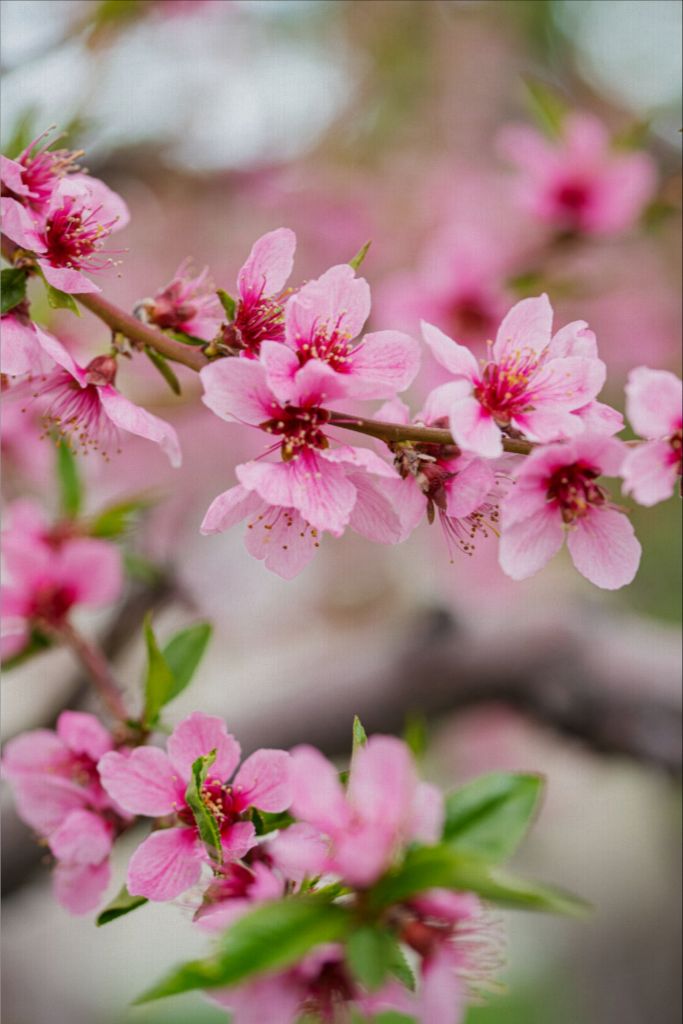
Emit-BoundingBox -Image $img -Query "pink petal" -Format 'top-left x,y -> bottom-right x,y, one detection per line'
511,406 -> 584,444
57,710 -> 113,761
259,340 -> 300,404
622,440 -> 680,506
54,859 -> 111,915
57,538 -> 124,607
445,458 -> 495,519
590,152 -> 657,233
449,396 -> 502,458
201,484 -> 264,535
71,173 -> 130,231
567,508 -> 642,589
410,782 -> 445,844
98,387 -> 181,467
127,827 -> 204,901
1,155 -> 31,197
201,356 -> 277,426
421,321 -> 479,378
573,400 -> 624,436
0,196 -> 44,250
381,476 -> 428,541
30,326 -> 84,379
625,366 -> 682,439
285,264 -> 370,345
375,396 -> 411,424
41,260 -> 101,295
343,330 -> 420,400
288,358 -> 348,406
417,950 -> 465,1024
289,745 -> 349,833
237,227 -> 296,302
210,976 -> 301,1024
221,820 -> 258,861
333,821 -> 395,887
48,809 -> 113,865
8,776 -> 89,833
498,507 -> 565,581
267,823 -> 329,884
0,316 -> 55,376
232,749 -> 291,813
320,444 -> 398,478
493,294 -> 553,361
2,728 -> 69,777
419,381 -> 472,424
98,747 -> 181,817
167,711 -> 242,782
243,504 -> 320,579
347,472 -> 403,544
534,356 -> 606,410
549,320 -> 598,359
347,736 -> 417,835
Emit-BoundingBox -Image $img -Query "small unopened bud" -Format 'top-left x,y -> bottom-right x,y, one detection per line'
84,354 -> 118,387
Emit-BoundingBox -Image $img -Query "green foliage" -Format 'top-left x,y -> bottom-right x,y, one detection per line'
88,497 -> 152,539
1,267 -> 28,314
523,78 -> 566,139
56,440 -> 83,519
403,712 -> 428,759
346,925 -> 400,991
443,772 -> 544,862
348,241 -> 372,272
352,714 -> 368,754
45,282 -> 80,315
136,898 -> 353,1003
368,845 -> 589,916
96,885 -> 148,926
143,614 -> 176,726
185,751 -> 223,865
145,346 -> 181,395
216,289 -> 237,321
142,619 -> 212,724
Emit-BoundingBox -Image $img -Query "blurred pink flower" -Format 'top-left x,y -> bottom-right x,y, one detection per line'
499,434 -> 641,589
33,331 -> 181,464
1,175 -> 129,294
0,312 -> 55,377
622,366 -> 682,505
1,710 -> 122,913
98,712 -> 291,901
422,294 -> 606,457
498,113 -> 656,236
263,263 -> 419,401
145,258 -> 223,340
200,353 -> 402,539
289,735 -> 443,888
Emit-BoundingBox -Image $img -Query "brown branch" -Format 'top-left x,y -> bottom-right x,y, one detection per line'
328,411 -> 535,454
54,619 -> 129,723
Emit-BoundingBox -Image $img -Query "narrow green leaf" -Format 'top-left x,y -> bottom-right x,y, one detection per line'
88,497 -> 152,539
348,240 -> 372,272
352,715 -> 368,755
216,289 -> 237,320
403,712 -> 428,760
442,772 -> 544,862
1,267 -> 28,314
145,346 -> 181,396
135,898 -> 353,1003
45,282 -> 80,316
523,78 -> 566,139
96,885 -> 148,926
162,623 -> 212,703
143,614 -> 175,726
185,751 -> 223,865
386,940 -> 416,992
167,329 -> 207,346
346,925 -> 394,991
56,440 -> 83,519
368,845 -> 589,917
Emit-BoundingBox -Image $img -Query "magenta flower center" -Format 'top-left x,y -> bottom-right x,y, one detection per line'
43,197 -> 114,270
39,357 -> 117,454
669,429 -> 682,475
448,293 -> 496,340
296,317 -> 355,373
29,580 -> 78,625
474,350 -> 539,425
260,403 -> 330,460
546,461 -> 607,524
231,294 -> 286,356
554,180 -> 591,218
302,960 -> 355,1018
178,779 -> 236,829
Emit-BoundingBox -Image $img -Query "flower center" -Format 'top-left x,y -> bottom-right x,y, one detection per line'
233,295 -> 286,356
670,429 -> 682,475
296,317 -> 355,373
29,581 -> 78,625
546,461 -> 607,524
474,351 -> 538,425
554,181 -> 591,215
260,404 -> 330,460
449,293 -> 496,340
43,196 -> 114,270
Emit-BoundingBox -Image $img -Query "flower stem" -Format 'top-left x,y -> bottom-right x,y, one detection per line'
328,411 -> 535,455
57,620 -> 129,722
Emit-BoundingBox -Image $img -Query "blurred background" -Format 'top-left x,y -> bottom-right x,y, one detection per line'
1,1 -> 681,1023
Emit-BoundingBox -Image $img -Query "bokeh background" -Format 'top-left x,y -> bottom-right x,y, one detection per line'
1,2 -> 681,1023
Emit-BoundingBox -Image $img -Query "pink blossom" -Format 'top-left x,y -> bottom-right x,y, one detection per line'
0,310 -> 55,377
1,505 -> 123,656
498,434 -> 642,589
422,295 -> 607,457
200,353 -> 402,540
98,712 -> 291,901
1,711 -> 123,913
0,129 -> 86,215
376,395 -> 502,557
289,735 -> 443,888
31,331 -> 181,464
195,860 -> 285,932
622,366 -> 682,506
144,258 -> 224,341
261,263 -> 419,401
498,113 -> 656,236
1,175 -> 129,294
222,228 -> 296,357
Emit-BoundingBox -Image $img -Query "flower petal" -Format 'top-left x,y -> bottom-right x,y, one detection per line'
493,294 -> 553,361
54,859 -> 111,915
498,507 -> 565,581
167,712 -> 242,782
48,809 -> 113,865
567,508 -> 641,589
201,356 -> 276,426
622,439 -> 680,507
127,827 -> 203,901
237,227 -> 296,302
289,745 -> 349,832
343,330 -> 421,399
421,321 -> 479,378
625,366 -> 682,439
57,710 -> 113,761
232,749 -> 291,813
201,485 -> 264,535
449,396 -> 502,458
98,747 -> 181,817
98,387 -> 181,467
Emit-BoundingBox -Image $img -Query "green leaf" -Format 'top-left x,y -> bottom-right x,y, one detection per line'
442,772 -> 544,862
1,267 -> 28,314
352,715 -> 368,755
45,282 -> 80,316
386,940 -> 416,991
161,622 -> 212,703
135,898 -> 353,1003
523,78 -> 566,139
185,751 -> 223,865
88,497 -> 152,538
145,346 -> 181,396
612,119 -> 650,151
96,885 -> 148,926
142,614 -> 175,726
346,925 -> 396,991
123,551 -> 163,584
56,440 -> 83,519
348,240 -> 372,272
216,289 -> 237,320
403,712 -> 428,759
368,845 -> 589,917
